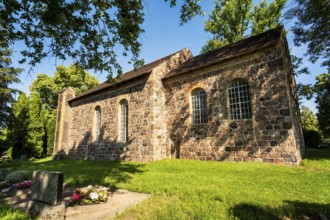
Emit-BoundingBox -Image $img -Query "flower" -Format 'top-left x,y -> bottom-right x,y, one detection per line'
69,185 -> 109,206
89,192 -> 99,200
16,180 -> 32,189
72,194 -> 82,202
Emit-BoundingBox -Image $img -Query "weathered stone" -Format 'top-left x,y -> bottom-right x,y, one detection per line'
252,158 -> 263,163
53,27 -> 304,165
27,201 -> 65,220
282,122 -> 292,129
31,171 -> 63,205
280,108 -> 290,116
263,158 -> 275,163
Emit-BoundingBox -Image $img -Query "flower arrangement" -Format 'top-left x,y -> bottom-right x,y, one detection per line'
69,185 -> 109,206
16,180 -> 32,189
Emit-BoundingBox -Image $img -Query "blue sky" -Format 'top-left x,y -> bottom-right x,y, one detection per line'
10,0 -> 326,113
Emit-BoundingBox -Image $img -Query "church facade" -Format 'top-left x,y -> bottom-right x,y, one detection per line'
53,27 -> 304,165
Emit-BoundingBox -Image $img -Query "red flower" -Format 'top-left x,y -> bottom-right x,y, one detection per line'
72,193 -> 82,202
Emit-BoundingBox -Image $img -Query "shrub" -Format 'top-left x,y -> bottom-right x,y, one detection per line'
6,147 -> 12,159
0,168 -> 12,182
5,170 -> 32,184
0,181 -> 11,190
303,129 -> 322,148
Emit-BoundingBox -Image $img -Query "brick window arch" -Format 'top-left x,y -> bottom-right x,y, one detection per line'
93,106 -> 101,141
119,99 -> 128,141
228,79 -> 252,120
191,88 -> 207,124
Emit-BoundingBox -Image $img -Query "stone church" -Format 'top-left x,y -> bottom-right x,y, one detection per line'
53,26 -> 304,165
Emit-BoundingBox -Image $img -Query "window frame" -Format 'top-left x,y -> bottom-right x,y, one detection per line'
93,106 -> 101,142
191,88 -> 208,125
228,79 -> 252,120
119,99 -> 128,142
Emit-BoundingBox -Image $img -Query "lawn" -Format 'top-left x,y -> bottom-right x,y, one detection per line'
1,149 -> 329,219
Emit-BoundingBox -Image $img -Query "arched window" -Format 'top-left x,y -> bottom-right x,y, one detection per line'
191,88 -> 207,124
119,99 -> 128,141
228,79 -> 252,120
93,106 -> 101,141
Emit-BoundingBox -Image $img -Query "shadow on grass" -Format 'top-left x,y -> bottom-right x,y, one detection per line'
231,200 -> 330,220
1,159 -> 146,189
304,148 -> 330,160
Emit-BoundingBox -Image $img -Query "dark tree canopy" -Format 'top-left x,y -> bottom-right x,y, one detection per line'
0,39 -> 21,129
314,68 -> 330,137
285,0 -> 330,67
0,0 -> 203,77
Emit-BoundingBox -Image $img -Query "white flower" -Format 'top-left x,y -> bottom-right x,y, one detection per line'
87,185 -> 93,190
89,192 -> 99,200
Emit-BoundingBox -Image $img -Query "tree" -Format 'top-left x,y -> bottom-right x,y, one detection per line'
251,0 -> 286,34
0,0 -> 203,76
300,105 -> 318,131
285,0 -> 330,67
6,92 -> 30,158
300,105 -> 321,148
201,0 -> 286,53
0,40 -> 22,130
28,65 -> 99,157
314,68 -> 330,137
27,92 -> 45,158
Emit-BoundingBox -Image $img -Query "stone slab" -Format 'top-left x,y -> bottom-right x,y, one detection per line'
65,190 -> 150,220
31,171 -> 63,205
27,200 -> 65,220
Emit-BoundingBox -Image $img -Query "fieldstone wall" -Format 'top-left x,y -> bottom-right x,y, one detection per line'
53,38 -> 303,165
163,42 -> 303,165
55,49 -> 192,162
53,87 -> 75,158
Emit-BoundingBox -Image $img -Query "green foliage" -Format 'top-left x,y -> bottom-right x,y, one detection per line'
300,106 -> 321,148
201,0 -> 286,53
0,127 -> 8,155
300,106 -> 319,131
27,65 -> 99,157
0,168 -> 12,181
165,0 -> 204,25
6,93 -> 30,159
4,170 -> 31,184
202,0 -> 252,52
0,198 -> 32,220
6,148 -> 12,160
0,45 -> 22,130
315,68 -> 330,137
53,64 -> 99,96
0,0 -> 203,77
27,93 -> 45,158
251,0 -> 286,34
285,0 -> 330,67
0,0 -> 144,76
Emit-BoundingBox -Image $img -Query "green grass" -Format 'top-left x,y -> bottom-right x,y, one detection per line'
0,198 -> 33,220
1,149 -> 329,219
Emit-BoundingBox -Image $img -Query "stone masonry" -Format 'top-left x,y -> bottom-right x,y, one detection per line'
53,27 -> 304,165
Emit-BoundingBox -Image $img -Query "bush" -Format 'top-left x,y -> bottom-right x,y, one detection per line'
303,129 -> 322,148
0,181 -> 11,190
5,170 -> 32,184
0,168 -> 12,182
6,147 -> 12,159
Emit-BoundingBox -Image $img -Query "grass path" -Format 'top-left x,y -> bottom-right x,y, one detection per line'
1,149 -> 329,219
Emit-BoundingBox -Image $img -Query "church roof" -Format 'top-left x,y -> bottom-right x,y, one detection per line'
69,26 -> 284,102
69,48 -> 189,102
163,26 -> 284,80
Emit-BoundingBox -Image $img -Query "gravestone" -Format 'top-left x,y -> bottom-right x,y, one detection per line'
27,171 -> 65,220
